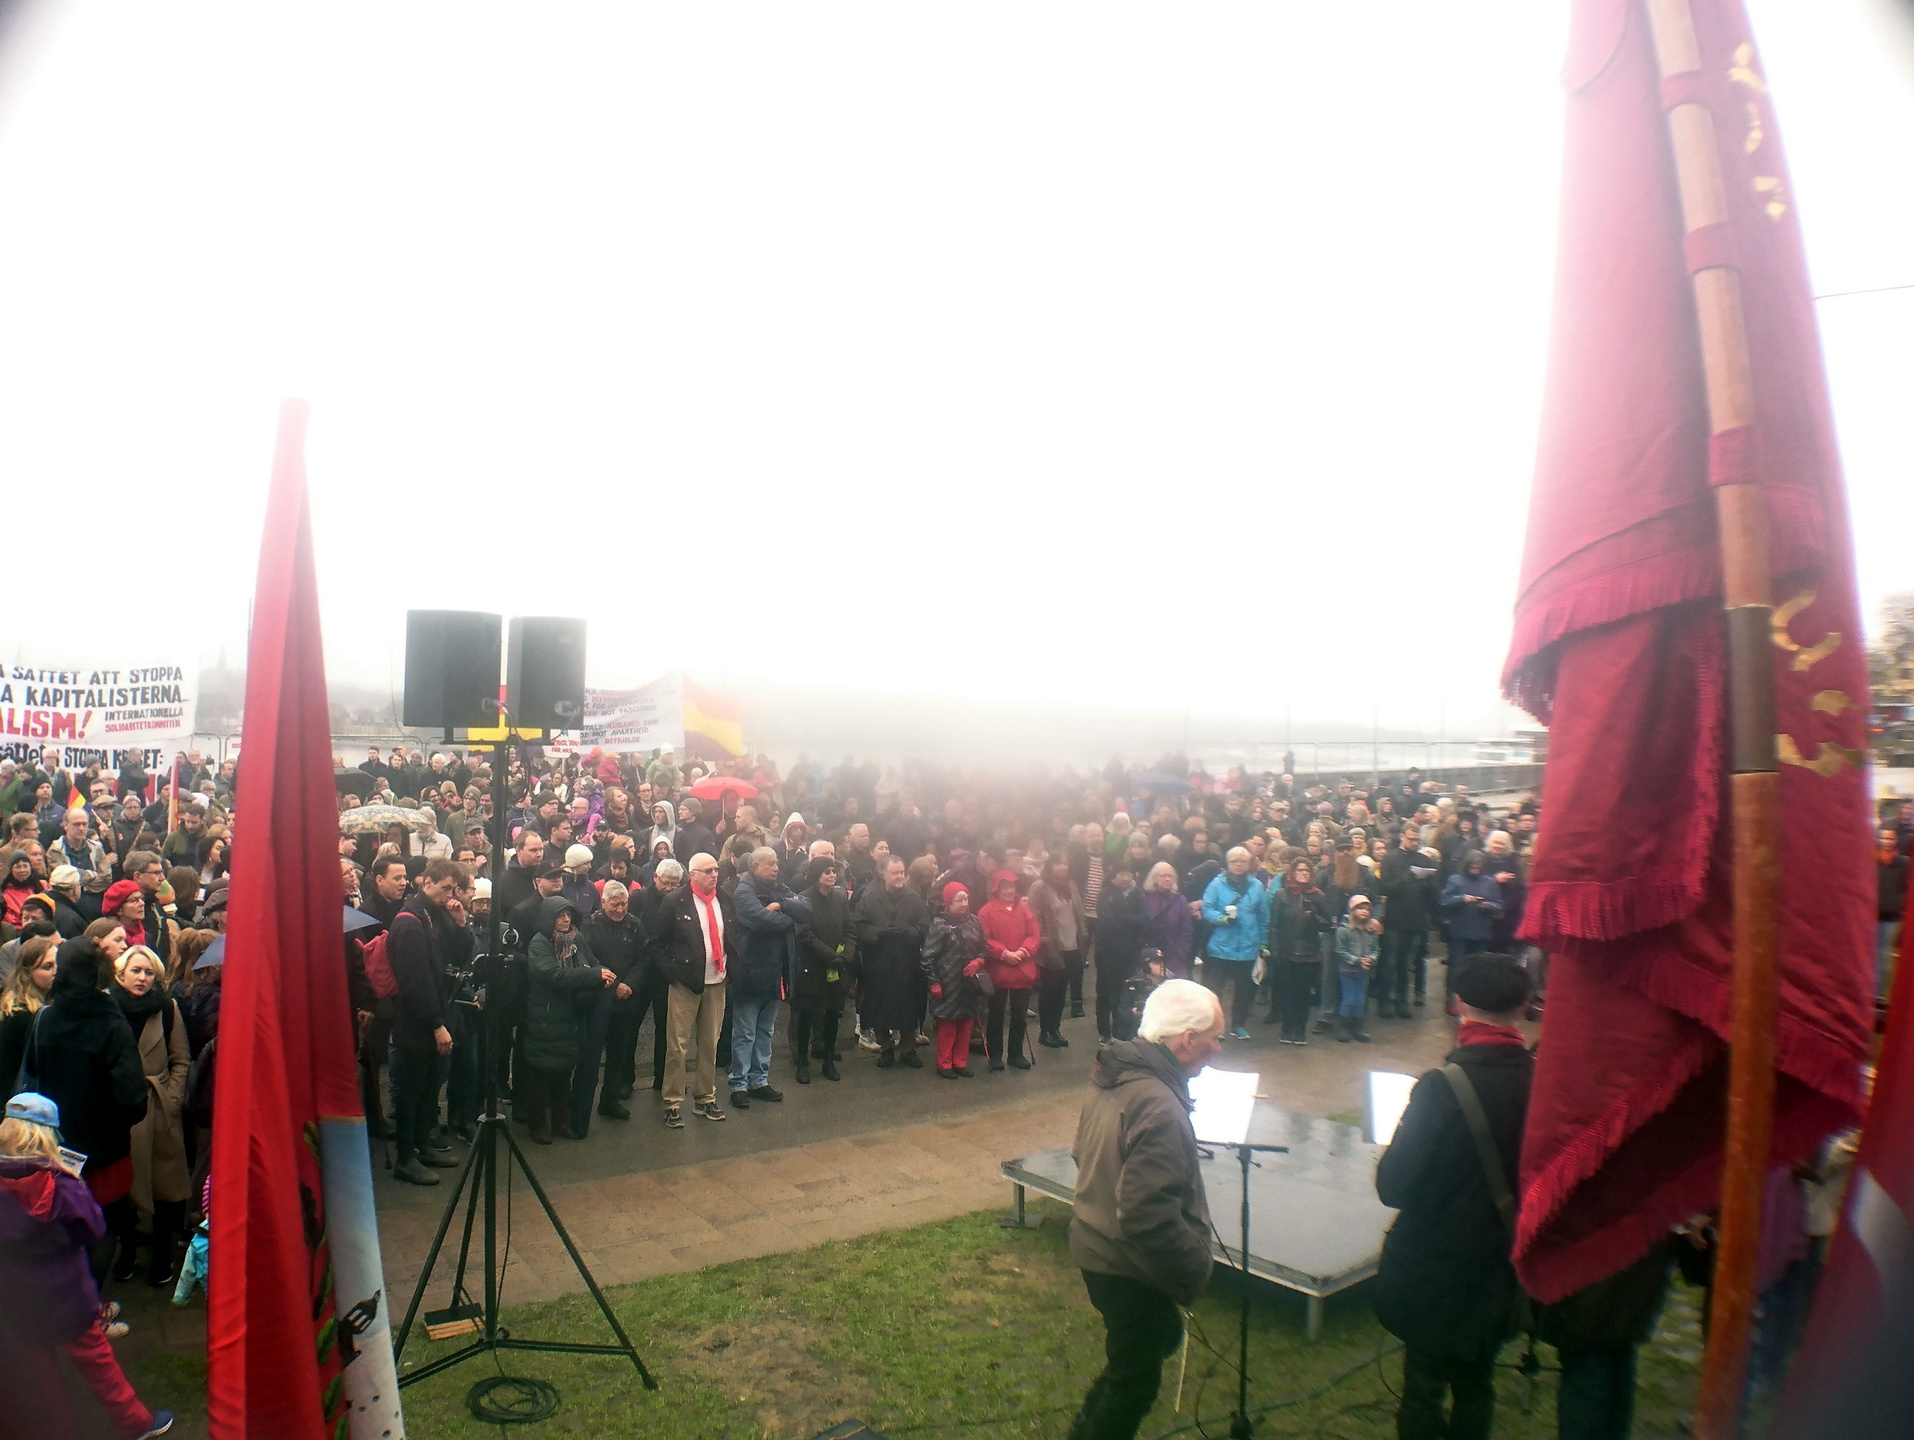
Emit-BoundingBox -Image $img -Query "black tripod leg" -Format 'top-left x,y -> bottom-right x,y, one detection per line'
392,1118 -> 485,1361
445,1130 -> 487,1306
499,1123 -> 659,1389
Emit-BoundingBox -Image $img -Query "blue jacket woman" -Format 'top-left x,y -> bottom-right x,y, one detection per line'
1199,864 -> 1270,962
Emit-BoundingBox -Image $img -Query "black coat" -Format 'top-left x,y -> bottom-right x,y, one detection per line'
792,885 -> 857,1011
1095,883 -> 1148,974
583,909 -> 650,994
1373,1040 -> 1535,1361
30,945 -> 149,1171
854,882 -> 929,1033
659,885 -> 741,995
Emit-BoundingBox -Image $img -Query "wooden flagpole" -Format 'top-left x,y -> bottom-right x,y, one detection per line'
1641,3 -> 1782,1436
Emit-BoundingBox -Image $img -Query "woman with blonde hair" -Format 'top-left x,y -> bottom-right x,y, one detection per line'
108,945 -> 191,1287
0,934 -> 58,1090
0,1092 -> 175,1437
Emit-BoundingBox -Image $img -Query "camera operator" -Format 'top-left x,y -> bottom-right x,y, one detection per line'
387,859 -> 472,1186
1067,978 -> 1224,1440
442,875 -> 491,1143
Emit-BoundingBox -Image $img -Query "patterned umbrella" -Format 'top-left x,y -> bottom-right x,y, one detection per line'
338,803 -> 434,835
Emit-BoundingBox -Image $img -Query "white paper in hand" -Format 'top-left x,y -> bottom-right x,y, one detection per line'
1188,1066 -> 1259,1146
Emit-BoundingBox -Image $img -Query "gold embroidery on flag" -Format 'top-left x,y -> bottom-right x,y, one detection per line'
1776,734 -> 1861,777
1772,591 -> 1840,669
1753,176 -> 1787,219
1743,102 -> 1763,154
1728,43 -> 1768,95
1809,690 -> 1854,716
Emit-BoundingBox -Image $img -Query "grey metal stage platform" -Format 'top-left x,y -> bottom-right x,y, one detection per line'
1000,1103 -> 1396,1340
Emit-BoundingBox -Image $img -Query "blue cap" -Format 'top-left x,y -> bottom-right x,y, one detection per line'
5,1092 -> 60,1129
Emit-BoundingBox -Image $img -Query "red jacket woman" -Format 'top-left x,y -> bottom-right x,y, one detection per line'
978,871 -> 1040,991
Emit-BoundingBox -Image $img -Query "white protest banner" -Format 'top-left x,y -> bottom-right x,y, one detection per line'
544,673 -> 684,757
0,650 -> 199,768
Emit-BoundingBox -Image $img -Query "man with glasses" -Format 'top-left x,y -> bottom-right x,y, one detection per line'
657,854 -> 737,1128
125,850 -> 172,970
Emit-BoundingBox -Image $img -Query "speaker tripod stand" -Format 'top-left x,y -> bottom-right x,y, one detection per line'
390,732 -> 656,1399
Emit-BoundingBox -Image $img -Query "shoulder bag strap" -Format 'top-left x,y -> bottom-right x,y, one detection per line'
1441,1062 -> 1515,1239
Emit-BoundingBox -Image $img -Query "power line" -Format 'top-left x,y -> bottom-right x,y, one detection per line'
1814,282 -> 1914,300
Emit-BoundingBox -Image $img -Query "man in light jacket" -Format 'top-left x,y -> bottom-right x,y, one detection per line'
1067,978 -> 1224,1440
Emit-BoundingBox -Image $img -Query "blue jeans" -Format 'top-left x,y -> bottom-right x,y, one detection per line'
1338,970 -> 1370,1019
728,993 -> 778,1092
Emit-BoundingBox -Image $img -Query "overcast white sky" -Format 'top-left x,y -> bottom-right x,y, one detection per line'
0,1 -> 1907,737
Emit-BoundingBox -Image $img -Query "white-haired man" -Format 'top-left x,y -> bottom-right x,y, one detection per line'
1066,978 -> 1223,1440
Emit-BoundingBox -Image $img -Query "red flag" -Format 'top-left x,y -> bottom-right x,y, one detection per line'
209,403 -> 403,1438
1775,944 -> 1914,1437
1502,0 -> 1872,1302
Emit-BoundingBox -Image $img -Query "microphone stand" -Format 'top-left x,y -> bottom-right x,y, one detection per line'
1213,1140 -> 1287,1439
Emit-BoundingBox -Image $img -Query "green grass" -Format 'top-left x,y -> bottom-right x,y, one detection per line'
389,1198 -> 1705,1439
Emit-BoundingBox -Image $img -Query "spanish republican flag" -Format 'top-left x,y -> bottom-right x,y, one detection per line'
1502,0 -> 1871,1302
682,679 -> 744,761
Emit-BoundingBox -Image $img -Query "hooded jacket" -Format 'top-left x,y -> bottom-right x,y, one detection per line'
0,1158 -> 107,1346
920,911 -> 988,1022
524,897 -> 602,1070
1068,1037 -> 1214,1305
30,941 -> 149,1171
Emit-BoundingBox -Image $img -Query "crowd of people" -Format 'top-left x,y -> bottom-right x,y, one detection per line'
315,741 -> 1544,1176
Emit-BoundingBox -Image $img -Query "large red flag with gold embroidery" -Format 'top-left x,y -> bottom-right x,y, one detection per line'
210,403 -> 404,1438
1502,0 -> 1872,1302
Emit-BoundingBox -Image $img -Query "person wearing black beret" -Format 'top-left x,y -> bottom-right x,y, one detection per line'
1372,953 -> 1535,1440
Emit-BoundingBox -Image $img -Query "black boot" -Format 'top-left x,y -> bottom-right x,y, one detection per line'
821,1057 -> 841,1081
795,1061 -> 811,1085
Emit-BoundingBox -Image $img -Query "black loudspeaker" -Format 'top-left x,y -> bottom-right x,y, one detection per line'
403,610 -> 503,729
507,616 -> 587,730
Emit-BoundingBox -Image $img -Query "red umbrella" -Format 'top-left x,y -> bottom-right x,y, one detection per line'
689,776 -> 758,802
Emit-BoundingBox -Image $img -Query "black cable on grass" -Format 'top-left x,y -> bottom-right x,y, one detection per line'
467,1374 -> 560,1424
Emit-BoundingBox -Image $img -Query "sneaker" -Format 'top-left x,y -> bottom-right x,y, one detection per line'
422,1151 -> 461,1168
99,1301 -> 122,1322
111,1249 -> 139,1283
454,1124 -> 477,1144
858,1029 -> 882,1051
747,1085 -> 784,1102
1227,1027 -> 1251,1041
914,1030 -> 932,1047
394,1157 -> 441,1186
1352,1030 -> 1372,1044
429,1126 -> 453,1152
103,1319 -> 131,1339
729,1090 -> 751,1109
697,1100 -> 727,1122
137,1411 -> 175,1438
663,1105 -> 685,1129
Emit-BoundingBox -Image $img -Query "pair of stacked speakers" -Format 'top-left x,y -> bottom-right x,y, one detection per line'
402,611 -> 586,731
